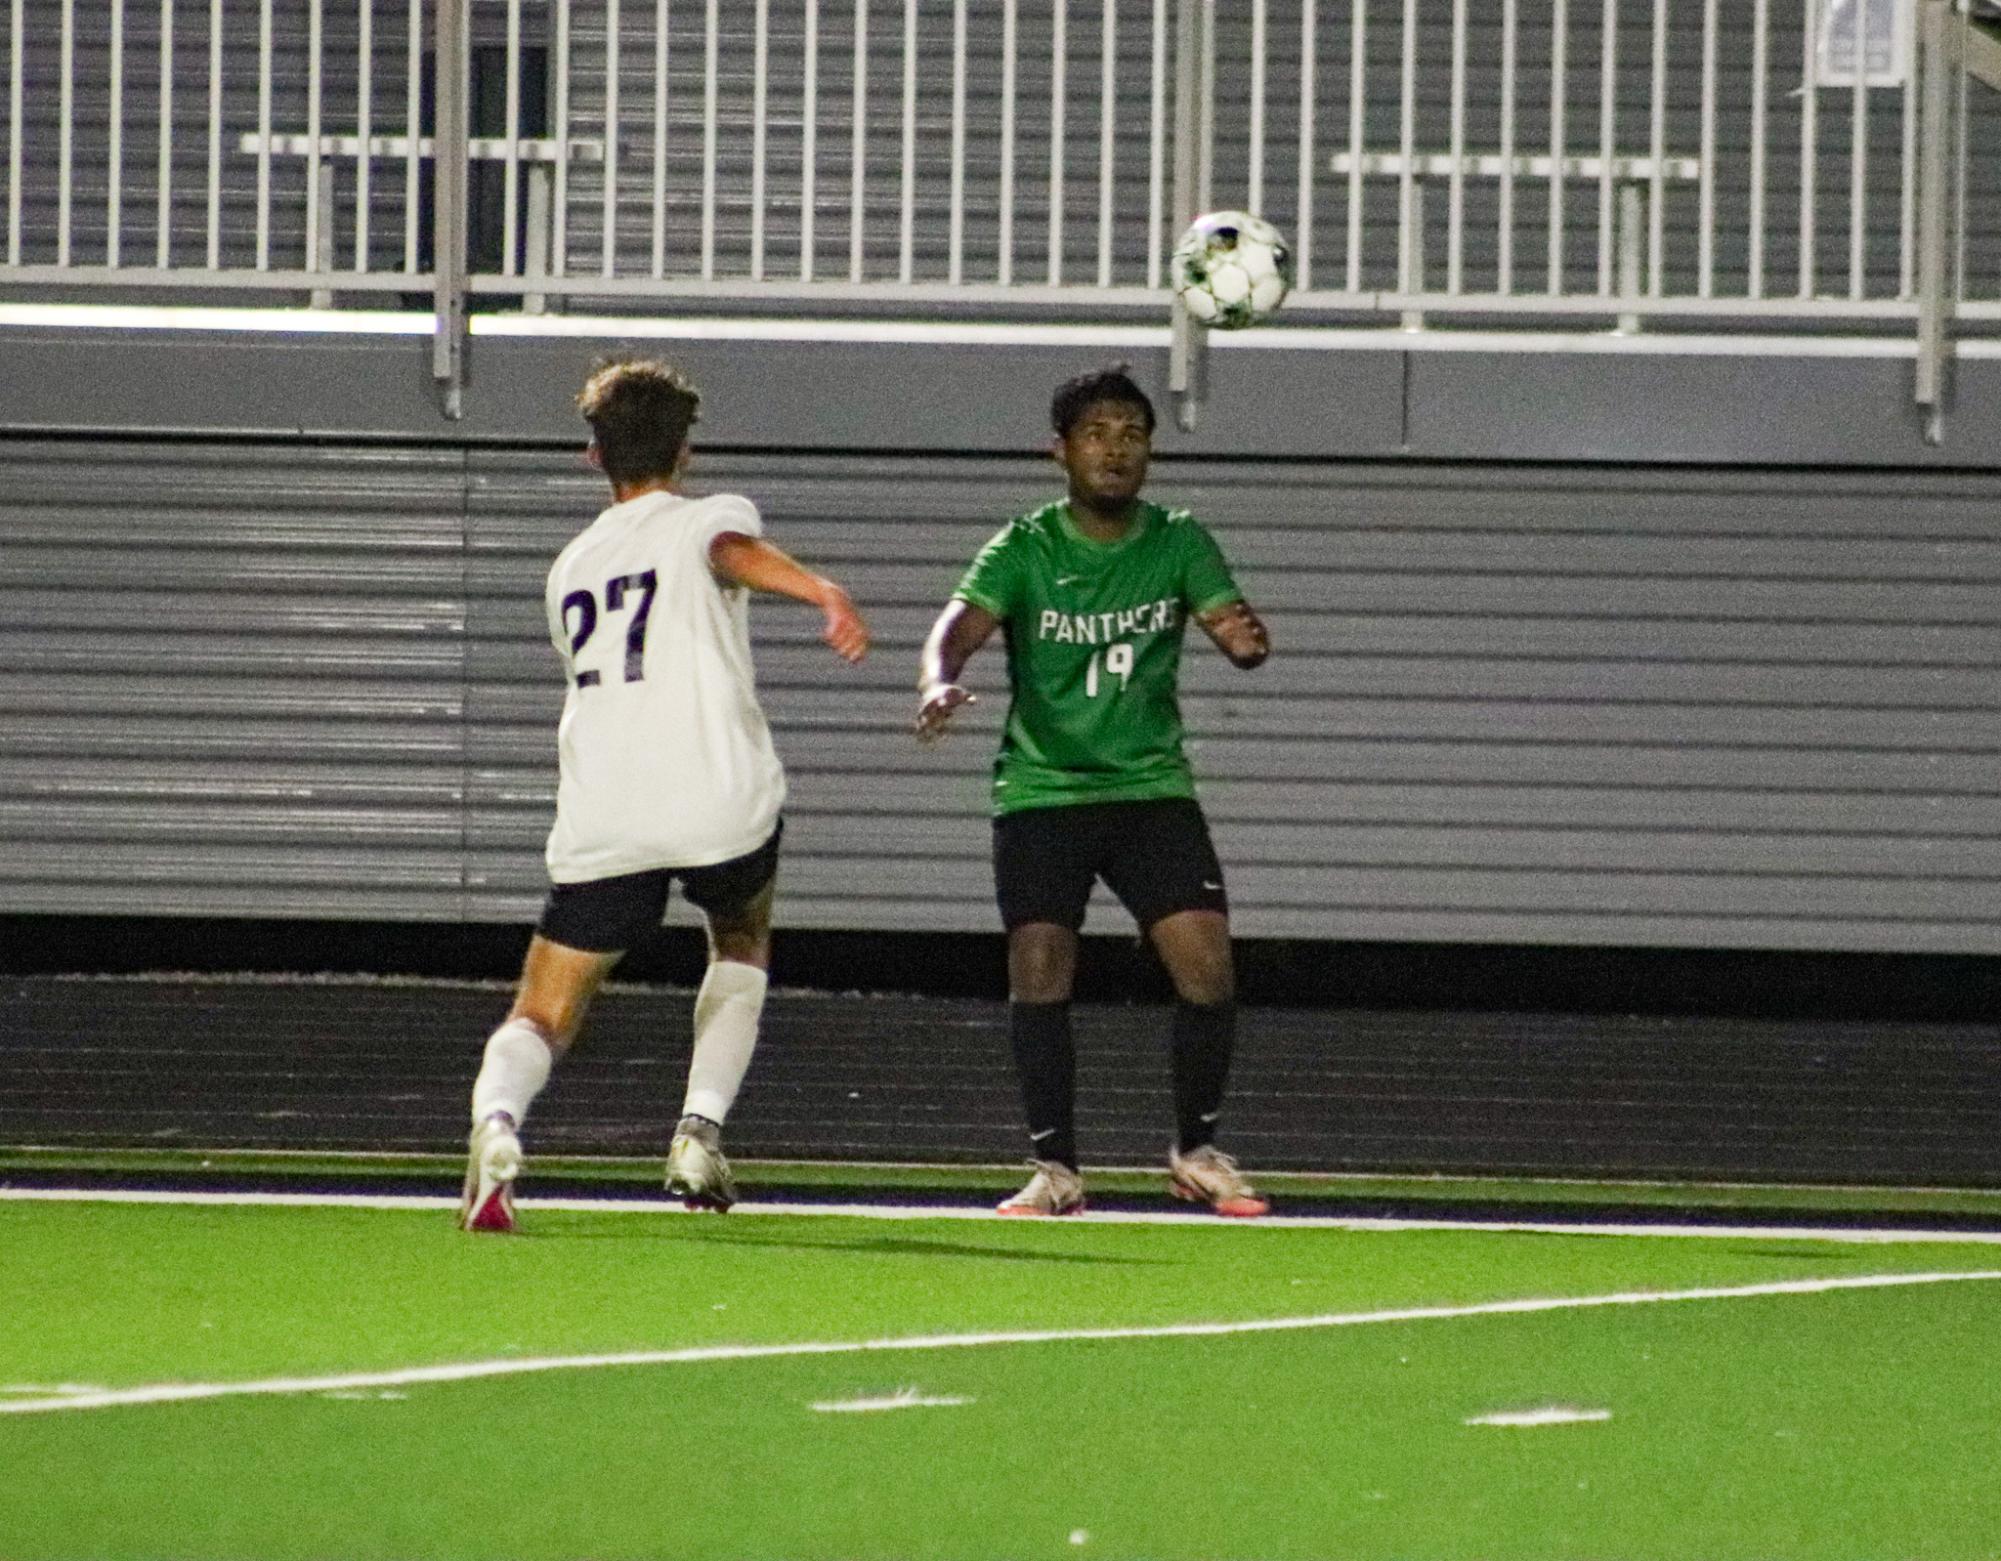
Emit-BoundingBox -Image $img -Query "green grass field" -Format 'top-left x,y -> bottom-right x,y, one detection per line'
5,1189 -> 2001,1560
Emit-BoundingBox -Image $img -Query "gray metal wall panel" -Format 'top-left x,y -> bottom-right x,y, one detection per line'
462,451 -> 580,922
464,449 -> 2001,953
1406,352 -> 2001,465
0,441 -> 469,918
8,327 -> 2001,471
3,439 -> 1998,954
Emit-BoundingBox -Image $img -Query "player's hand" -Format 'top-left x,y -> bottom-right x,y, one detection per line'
821,587 -> 871,663
1196,601 -> 1270,669
915,682 -> 976,743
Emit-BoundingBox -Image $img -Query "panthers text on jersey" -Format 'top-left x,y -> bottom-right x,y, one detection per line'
951,499 -> 1243,815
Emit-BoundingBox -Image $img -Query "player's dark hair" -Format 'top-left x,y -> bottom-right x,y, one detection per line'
576,357 -> 702,484
1050,364 -> 1156,439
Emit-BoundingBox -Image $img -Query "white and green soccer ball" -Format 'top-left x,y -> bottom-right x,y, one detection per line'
1170,211 -> 1292,329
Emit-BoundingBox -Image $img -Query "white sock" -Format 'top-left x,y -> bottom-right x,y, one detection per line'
471,1019 -> 554,1127
681,961 -> 768,1126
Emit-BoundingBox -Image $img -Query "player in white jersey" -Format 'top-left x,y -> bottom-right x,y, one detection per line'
460,358 -> 870,1233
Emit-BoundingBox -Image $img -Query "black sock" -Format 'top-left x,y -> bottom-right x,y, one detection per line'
1009,1000 -> 1077,1170
1171,1000 -> 1237,1154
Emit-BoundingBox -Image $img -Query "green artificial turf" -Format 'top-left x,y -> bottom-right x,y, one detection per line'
4,1199 -> 2001,1558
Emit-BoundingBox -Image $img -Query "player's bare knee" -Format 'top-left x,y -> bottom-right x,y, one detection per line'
1172,961 -> 1235,1007
1010,947 -> 1072,1002
1148,912 -> 1235,1005
1156,931 -> 1235,1004
703,879 -> 775,969
1008,929 -> 1076,1004
1011,971 -> 1072,1005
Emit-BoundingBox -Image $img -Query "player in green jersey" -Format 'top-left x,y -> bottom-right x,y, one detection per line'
916,366 -> 1272,1217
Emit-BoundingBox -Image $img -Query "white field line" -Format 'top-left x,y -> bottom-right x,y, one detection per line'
3,1269 -> 1997,1418
809,1388 -> 973,1413
1466,1406 -> 1613,1427
5,1185 -> 2001,1247
12,1136 -> 2000,1203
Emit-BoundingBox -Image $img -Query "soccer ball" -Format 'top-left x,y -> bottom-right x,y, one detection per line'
1170,211 -> 1292,329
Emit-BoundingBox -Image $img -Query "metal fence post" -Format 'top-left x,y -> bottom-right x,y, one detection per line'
1168,0 -> 1213,433
1913,0 -> 1961,447
523,163 -> 552,317
1401,177 -> 1426,330
1616,179 -> 1644,334
433,0 -> 471,420
311,161 -> 335,309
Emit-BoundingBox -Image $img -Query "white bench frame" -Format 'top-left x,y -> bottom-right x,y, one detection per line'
235,132 -> 605,314
1327,150 -> 1702,332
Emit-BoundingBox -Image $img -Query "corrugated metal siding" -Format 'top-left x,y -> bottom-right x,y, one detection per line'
0,442 -> 468,917
462,449 -> 578,922
4,439 -> 1999,954
722,455 -> 2001,952
1187,464 -> 2001,951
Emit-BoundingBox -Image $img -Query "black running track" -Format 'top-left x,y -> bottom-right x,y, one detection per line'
4,973 -> 1998,1186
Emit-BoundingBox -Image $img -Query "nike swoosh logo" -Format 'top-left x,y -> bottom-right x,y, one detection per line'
1202,881 -> 1223,890
1054,574 -> 1084,587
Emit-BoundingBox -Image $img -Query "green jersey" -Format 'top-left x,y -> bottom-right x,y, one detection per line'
952,499 -> 1245,815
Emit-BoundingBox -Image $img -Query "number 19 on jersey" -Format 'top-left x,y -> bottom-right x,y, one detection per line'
1085,642 -> 1134,698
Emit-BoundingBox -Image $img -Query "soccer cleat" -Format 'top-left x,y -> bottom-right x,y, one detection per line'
458,1112 -> 523,1234
665,1114 -> 738,1212
1167,1144 -> 1269,1218
996,1159 -> 1086,1217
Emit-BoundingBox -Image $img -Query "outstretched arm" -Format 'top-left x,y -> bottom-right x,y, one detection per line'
1194,599 -> 1270,670
915,599 -> 1001,743
709,531 -> 870,663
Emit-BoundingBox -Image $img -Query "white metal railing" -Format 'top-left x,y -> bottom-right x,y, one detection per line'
0,0 -> 1990,415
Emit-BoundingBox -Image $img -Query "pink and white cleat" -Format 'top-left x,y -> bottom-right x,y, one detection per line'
996,1159 -> 1086,1216
458,1112 -> 522,1233
1167,1144 -> 1269,1218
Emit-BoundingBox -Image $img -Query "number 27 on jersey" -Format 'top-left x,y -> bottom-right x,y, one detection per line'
561,569 -> 657,688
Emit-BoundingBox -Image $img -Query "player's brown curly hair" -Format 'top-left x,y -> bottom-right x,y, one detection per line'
1050,363 -> 1156,439
577,358 -> 702,483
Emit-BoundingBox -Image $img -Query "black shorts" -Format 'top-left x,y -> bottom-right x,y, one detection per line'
537,823 -> 782,954
992,798 -> 1228,934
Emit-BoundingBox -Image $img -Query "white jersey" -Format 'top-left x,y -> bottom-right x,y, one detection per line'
542,489 -> 786,883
